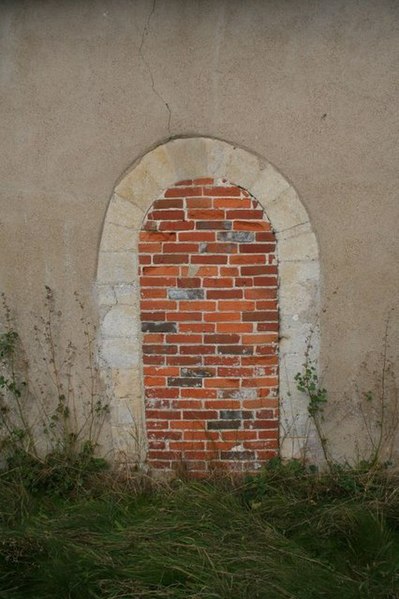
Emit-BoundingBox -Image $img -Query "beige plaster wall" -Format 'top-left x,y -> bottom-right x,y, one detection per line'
1,0 -> 398,463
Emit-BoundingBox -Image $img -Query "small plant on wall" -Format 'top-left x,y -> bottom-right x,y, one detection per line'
294,312 -> 399,473
295,361 -> 330,468
0,289 -> 110,493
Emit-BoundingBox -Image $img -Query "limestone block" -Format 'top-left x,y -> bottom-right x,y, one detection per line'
280,360 -> 304,407
96,284 -> 118,307
205,138 -> 234,178
101,222 -> 139,252
107,367 -> 146,461
111,425 -> 137,453
280,436 -> 309,460
165,137 -> 208,180
102,304 -> 139,339
280,318 -> 318,357
113,283 -> 139,305
280,388 -> 311,431
112,414 -> 147,454
279,354 -> 302,390
110,367 -> 143,400
279,346 -> 319,398
264,187 -> 310,233
97,251 -> 137,284
279,288 -> 319,324
250,163 -> 290,207
110,399 -> 135,426
277,226 -> 319,262
282,407 -> 311,437
280,357 -> 309,395
105,194 -> 143,230
279,260 -> 320,316
223,146 -> 262,190
96,283 -> 138,309
100,337 -> 139,369
140,144 -> 177,189
115,160 -> 164,208
279,325 -> 320,371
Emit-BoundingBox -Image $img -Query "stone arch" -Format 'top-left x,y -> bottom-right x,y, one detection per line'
96,137 -> 320,465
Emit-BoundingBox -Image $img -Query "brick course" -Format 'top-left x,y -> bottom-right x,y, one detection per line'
139,178 -> 279,474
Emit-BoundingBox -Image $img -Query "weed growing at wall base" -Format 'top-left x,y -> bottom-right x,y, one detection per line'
0,290 -> 109,494
295,361 -> 330,466
294,315 -> 399,472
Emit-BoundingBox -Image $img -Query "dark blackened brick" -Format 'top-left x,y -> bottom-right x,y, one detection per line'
141,322 -> 177,333
143,345 -> 177,355
207,420 -> 240,430
196,221 -> 232,230
220,410 -> 253,420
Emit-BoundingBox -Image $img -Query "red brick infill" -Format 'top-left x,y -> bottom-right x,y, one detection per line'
139,178 -> 279,474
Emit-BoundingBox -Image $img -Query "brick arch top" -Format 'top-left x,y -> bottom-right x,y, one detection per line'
96,137 -> 320,465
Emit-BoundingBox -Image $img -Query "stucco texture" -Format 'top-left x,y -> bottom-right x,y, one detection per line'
1,0 -> 398,463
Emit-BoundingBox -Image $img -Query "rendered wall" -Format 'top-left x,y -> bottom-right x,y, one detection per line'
1,0 -> 398,464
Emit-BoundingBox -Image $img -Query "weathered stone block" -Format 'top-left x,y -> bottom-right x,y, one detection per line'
102,305 -> 138,338
167,377 -> 202,387
167,288 -> 204,300
101,338 -> 139,369
97,251 -> 138,284
217,231 -> 255,242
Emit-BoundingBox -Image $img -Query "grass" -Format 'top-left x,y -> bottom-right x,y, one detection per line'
0,460 -> 398,598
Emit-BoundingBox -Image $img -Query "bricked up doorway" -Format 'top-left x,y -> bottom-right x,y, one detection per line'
139,178 -> 279,474
96,137 -> 320,468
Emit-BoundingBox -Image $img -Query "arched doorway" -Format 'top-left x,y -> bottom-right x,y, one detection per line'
96,137 -> 320,468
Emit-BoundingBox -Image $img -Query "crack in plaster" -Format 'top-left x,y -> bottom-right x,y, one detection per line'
108,222 -> 137,230
211,2 -> 225,127
278,220 -> 310,234
138,0 -> 172,137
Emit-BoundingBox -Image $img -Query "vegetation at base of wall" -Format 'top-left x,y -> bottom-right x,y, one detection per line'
1,291 -> 398,596
0,290 -> 110,494
0,462 -> 398,598
293,317 -> 398,472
